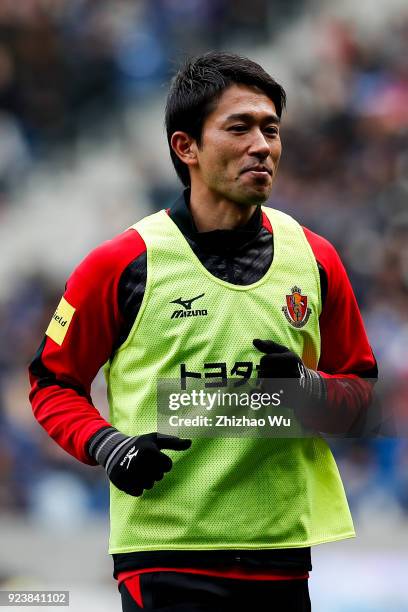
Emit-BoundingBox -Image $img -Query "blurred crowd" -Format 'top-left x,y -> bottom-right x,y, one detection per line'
0,0 -> 297,191
0,0 -> 407,526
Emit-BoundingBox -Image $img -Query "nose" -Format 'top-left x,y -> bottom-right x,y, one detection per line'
247,128 -> 270,159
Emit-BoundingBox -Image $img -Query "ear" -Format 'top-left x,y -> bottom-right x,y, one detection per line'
170,131 -> 199,168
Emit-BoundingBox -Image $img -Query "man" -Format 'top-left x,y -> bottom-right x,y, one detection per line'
29,52 -> 377,611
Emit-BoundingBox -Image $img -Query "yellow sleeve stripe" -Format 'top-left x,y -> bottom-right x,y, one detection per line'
46,297 -> 76,346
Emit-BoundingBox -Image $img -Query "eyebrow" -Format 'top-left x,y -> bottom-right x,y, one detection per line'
225,112 -> 281,124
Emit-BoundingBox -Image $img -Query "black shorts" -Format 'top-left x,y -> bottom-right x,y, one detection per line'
119,572 -> 311,611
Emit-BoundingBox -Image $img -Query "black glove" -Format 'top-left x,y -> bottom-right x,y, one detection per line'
253,339 -> 380,435
88,428 -> 192,496
253,338 -> 326,403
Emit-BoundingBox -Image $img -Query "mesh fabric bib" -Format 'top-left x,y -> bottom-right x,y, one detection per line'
106,206 -> 354,553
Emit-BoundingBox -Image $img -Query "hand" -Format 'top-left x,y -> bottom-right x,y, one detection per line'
253,339 -> 376,435
89,430 -> 192,496
253,338 -> 326,416
253,339 -> 307,380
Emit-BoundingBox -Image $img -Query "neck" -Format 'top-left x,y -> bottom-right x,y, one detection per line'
189,184 -> 257,232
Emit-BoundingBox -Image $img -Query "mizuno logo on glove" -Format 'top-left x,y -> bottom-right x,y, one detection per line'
120,447 -> 139,469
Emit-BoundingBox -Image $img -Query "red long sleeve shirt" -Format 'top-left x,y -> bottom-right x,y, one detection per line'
29,203 -> 376,463
28,194 -> 377,580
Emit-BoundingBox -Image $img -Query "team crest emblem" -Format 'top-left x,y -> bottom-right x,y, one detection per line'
282,286 -> 311,328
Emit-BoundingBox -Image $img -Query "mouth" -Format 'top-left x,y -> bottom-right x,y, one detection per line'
241,165 -> 272,177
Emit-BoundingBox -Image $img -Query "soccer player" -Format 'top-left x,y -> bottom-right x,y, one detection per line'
29,52 -> 377,611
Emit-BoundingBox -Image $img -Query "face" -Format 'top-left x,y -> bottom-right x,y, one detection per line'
192,84 -> 282,206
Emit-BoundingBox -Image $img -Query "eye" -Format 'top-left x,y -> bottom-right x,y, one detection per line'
227,124 -> 248,132
264,126 -> 279,137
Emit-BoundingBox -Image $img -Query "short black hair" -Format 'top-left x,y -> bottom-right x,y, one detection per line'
165,51 -> 286,186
